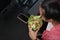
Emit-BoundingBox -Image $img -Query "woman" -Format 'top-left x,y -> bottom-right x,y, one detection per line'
28,0 -> 60,40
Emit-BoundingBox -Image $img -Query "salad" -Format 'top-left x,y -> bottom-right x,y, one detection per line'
28,15 -> 43,31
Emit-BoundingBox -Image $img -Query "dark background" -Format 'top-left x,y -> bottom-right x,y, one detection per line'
0,0 -> 46,40
0,0 -> 30,40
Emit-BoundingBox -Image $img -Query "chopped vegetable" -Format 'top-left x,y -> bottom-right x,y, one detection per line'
28,15 -> 43,31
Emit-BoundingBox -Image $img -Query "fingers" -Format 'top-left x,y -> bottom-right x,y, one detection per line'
28,26 -> 39,33
35,28 -> 40,33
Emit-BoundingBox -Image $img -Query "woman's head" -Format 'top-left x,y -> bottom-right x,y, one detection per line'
40,0 -> 60,23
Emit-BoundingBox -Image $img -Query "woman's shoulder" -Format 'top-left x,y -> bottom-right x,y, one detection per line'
47,24 -> 60,40
51,24 -> 60,32
42,24 -> 60,40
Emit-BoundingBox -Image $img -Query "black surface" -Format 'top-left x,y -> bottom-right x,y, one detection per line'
0,16 -> 30,40
0,0 -> 11,12
0,1 -> 30,40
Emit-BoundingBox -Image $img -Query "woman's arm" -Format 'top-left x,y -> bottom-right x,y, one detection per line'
28,26 -> 40,40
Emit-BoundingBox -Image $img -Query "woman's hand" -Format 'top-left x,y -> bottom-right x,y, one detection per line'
28,26 -> 40,40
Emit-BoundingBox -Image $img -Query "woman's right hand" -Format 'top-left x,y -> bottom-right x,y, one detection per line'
28,26 -> 40,40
